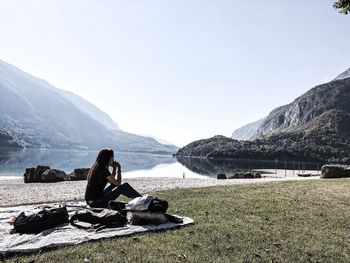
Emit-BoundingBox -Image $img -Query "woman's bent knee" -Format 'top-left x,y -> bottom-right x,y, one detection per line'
122,182 -> 130,187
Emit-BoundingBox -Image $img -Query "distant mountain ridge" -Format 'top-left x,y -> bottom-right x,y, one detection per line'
53,89 -> 120,132
334,67 -> 350,81
140,133 -> 176,146
232,67 -> 350,141
178,67 -> 350,163
0,59 -> 178,153
231,118 -> 264,140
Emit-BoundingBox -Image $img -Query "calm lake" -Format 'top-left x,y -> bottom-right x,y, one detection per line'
0,148 -> 322,180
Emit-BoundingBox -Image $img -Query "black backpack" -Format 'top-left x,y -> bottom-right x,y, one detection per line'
69,208 -> 127,231
147,197 -> 184,223
14,206 -> 69,234
148,197 -> 169,213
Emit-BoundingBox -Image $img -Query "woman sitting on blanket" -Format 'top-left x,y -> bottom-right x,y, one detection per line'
85,148 -> 142,208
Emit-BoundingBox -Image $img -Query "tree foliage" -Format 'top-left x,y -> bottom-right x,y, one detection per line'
334,0 -> 350,14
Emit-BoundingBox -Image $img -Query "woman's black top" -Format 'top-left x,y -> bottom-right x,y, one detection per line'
85,165 -> 112,201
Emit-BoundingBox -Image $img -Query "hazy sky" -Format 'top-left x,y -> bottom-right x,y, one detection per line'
0,0 -> 349,147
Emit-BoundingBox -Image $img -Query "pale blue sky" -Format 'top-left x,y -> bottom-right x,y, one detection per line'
0,0 -> 349,146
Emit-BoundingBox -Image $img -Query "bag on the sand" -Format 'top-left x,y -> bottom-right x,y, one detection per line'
14,206 -> 69,234
69,208 -> 127,231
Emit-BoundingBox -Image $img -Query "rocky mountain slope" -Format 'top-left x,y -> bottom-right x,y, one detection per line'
232,69 -> 350,140
231,118 -> 264,140
178,69 -> 350,163
0,128 -> 22,148
53,88 -> 120,132
252,77 -> 350,140
334,67 -> 350,81
0,59 -> 178,153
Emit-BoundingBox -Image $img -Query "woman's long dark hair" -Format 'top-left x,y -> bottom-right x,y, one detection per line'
87,148 -> 114,182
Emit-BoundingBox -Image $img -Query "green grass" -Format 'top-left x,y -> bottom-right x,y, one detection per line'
5,179 -> 350,263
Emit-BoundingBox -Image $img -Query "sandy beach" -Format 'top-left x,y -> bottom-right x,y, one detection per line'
0,171 -> 320,207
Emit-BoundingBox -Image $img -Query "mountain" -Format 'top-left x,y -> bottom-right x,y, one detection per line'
231,118 -> 264,140
178,69 -> 350,163
0,59 -> 178,153
112,130 -> 178,153
0,128 -> 22,148
140,133 -> 177,147
231,67 -> 350,141
241,76 -> 350,140
334,67 -> 350,81
53,89 -> 120,132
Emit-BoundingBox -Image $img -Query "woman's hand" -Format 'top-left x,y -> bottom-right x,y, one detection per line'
111,160 -> 121,169
111,160 -> 122,182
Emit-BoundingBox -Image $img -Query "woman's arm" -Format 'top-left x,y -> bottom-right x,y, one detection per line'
107,161 -> 121,186
106,175 -> 121,186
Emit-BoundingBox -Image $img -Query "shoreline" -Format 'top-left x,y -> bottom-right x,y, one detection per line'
0,168 -> 320,180
0,175 -> 320,207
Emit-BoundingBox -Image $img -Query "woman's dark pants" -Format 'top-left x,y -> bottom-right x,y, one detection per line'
87,182 -> 142,208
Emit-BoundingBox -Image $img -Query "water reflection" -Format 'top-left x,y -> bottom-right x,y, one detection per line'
176,157 -> 323,176
0,147 -> 176,176
0,147 -> 324,179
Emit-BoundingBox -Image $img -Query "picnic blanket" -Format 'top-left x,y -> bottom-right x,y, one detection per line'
0,201 -> 194,256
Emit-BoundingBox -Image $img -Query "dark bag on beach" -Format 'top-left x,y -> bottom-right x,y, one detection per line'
69,208 -> 127,231
14,206 -> 69,234
126,195 -> 169,213
126,196 -> 176,225
108,200 -> 127,215
148,197 -> 169,213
